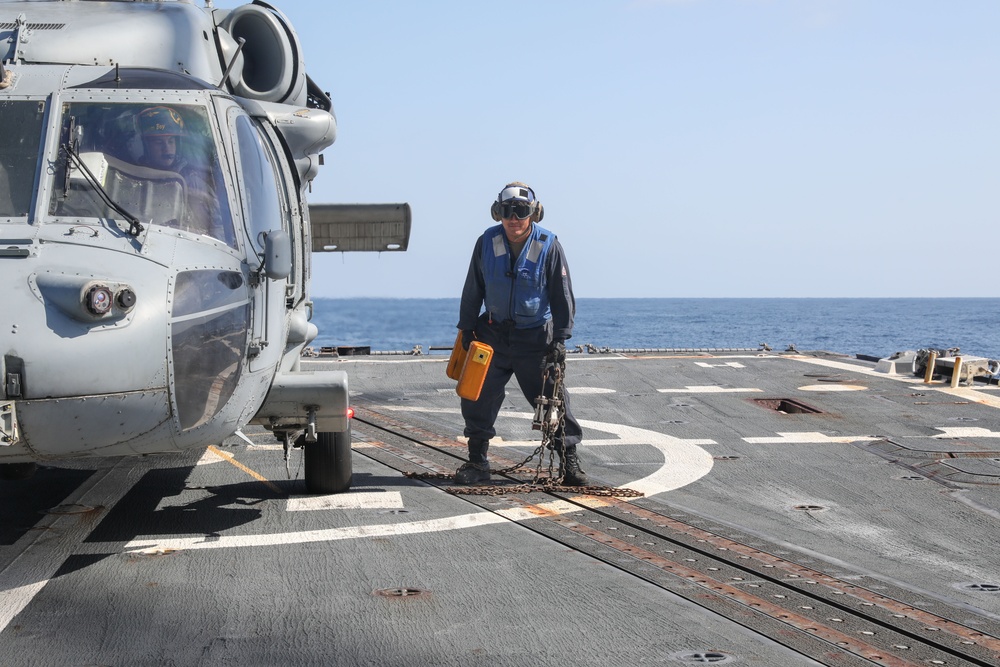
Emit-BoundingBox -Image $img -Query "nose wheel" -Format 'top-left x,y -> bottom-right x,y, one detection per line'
302,426 -> 352,494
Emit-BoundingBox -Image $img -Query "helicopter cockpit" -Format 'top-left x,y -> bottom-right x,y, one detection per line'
47,101 -> 236,247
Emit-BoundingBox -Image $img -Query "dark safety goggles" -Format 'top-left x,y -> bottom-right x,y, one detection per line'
499,201 -> 533,220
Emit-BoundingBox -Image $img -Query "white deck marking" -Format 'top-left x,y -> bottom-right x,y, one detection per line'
442,386 -> 619,395
575,420 -> 714,498
286,491 -> 404,511
0,583 -> 46,630
935,386 -> 1000,410
380,405 -> 715,492
797,384 -> 868,392
784,355 -> 915,378
122,512 -> 511,552
743,431 -> 880,444
0,460 -> 153,633
695,362 -> 746,368
786,356 -> 1000,410
657,385 -> 762,393
196,448 -> 227,465
114,409 -> 715,554
932,426 -> 1000,439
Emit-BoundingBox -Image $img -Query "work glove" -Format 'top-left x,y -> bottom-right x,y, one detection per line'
461,330 -> 475,351
547,339 -> 567,365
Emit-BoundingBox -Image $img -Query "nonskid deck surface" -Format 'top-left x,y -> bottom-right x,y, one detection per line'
1,350 -> 999,665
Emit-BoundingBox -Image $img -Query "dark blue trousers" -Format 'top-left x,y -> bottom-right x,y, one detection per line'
460,315 -> 582,449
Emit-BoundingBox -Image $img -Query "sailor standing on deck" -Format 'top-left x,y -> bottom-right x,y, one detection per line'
454,182 -> 589,486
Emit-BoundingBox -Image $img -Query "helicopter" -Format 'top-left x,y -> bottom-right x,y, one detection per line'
0,0 -> 410,493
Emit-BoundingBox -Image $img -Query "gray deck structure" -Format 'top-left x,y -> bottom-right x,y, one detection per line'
1,350 -> 999,665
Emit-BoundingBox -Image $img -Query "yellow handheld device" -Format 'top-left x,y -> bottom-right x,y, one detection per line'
456,341 -> 493,401
446,331 -> 467,380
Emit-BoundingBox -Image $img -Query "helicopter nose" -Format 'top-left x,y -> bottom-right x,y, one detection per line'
2,265 -> 171,458
33,274 -> 138,322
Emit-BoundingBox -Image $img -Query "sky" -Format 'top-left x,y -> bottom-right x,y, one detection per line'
222,1 -> 998,299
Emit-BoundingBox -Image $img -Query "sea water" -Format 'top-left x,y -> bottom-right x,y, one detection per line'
308,297 -> 999,361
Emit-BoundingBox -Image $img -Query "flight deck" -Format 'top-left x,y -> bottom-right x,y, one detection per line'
2,350 -> 999,666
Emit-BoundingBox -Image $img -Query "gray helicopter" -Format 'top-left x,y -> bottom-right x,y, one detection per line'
0,0 -> 410,493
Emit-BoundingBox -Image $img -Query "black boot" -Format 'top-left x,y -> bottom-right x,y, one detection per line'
559,445 -> 590,486
455,438 -> 491,484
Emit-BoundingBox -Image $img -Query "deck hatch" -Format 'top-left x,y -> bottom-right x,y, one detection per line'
753,398 -> 823,414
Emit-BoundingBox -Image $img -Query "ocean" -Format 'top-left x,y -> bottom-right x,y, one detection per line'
308,297 -> 999,361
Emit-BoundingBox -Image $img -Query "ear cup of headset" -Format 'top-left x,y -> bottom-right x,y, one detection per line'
490,200 -> 502,222
532,201 -> 544,223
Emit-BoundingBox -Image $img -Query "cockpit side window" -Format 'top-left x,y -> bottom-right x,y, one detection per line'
233,115 -> 289,255
48,102 -> 237,247
0,100 -> 45,219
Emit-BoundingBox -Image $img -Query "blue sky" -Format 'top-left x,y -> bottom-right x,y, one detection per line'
229,1 -> 999,298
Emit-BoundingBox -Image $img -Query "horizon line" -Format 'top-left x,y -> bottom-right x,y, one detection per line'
311,295 -> 1000,300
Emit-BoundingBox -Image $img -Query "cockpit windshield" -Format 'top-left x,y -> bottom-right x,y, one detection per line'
49,102 -> 236,247
0,100 -> 45,219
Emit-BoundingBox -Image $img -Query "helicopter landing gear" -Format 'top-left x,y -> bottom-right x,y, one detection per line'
0,462 -> 37,481
303,425 -> 352,494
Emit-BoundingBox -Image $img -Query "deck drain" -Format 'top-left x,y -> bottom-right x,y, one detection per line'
714,455 -> 741,461
661,420 -> 689,424
949,417 -> 978,422
373,587 -> 430,599
753,398 -> 823,414
792,504 -> 826,512
42,504 -> 98,515
130,547 -> 180,558
673,651 -> 734,664
961,583 -> 1000,592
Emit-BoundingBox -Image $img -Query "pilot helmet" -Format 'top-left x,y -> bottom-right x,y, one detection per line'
490,181 -> 544,223
138,106 -> 185,137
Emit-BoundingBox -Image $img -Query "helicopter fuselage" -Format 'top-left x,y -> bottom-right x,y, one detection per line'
0,1 -> 404,493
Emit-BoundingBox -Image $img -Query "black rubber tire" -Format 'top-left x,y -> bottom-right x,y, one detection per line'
0,462 -> 37,481
304,426 -> 352,494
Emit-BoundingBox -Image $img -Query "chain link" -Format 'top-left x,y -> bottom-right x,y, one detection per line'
405,356 -> 642,498
446,481 -> 644,498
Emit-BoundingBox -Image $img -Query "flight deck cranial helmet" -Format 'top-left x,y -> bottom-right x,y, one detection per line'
490,181 -> 544,223
138,106 -> 185,138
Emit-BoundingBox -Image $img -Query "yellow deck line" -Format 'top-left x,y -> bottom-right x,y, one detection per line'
207,445 -> 285,495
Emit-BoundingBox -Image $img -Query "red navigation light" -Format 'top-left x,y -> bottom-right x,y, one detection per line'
346,407 -> 355,419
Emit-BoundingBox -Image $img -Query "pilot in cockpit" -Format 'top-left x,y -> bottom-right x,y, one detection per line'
136,105 -> 220,237
137,106 -> 190,171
